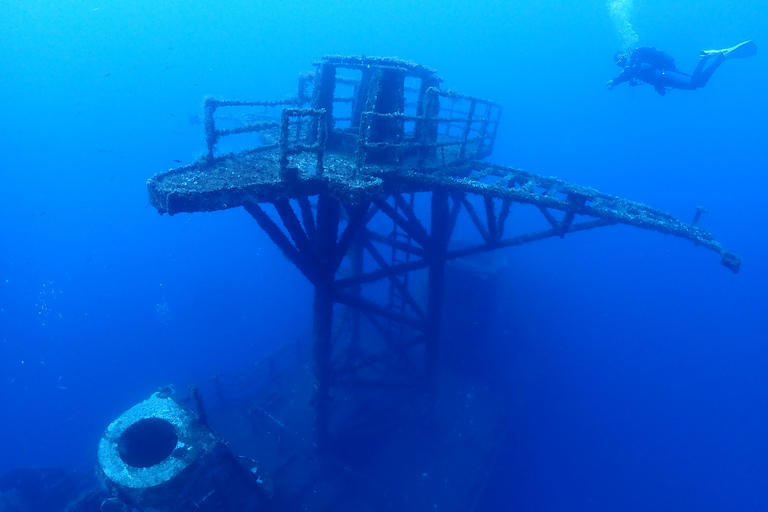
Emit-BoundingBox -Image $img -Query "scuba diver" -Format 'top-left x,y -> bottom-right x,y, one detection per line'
606,40 -> 757,95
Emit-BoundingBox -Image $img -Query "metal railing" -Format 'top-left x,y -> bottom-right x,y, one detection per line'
354,87 -> 502,170
203,97 -> 327,182
279,108 -> 327,179
203,96 -> 297,162
427,88 -> 502,160
202,84 -> 500,181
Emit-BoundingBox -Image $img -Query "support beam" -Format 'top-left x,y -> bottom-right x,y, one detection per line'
393,193 -> 425,238
537,206 -> 560,230
559,193 -> 586,237
365,229 -> 427,258
243,202 -> 317,284
346,228 -> 365,364
335,202 -> 372,268
445,218 -> 618,260
363,239 -> 427,322
336,216 -> 620,289
274,198 -> 312,256
485,196 -> 498,245
336,258 -> 431,290
335,292 -> 425,331
461,196 -> 491,245
312,194 -> 340,449
498,198 -> 512,238
372,196 -> 432,249
447,192 -> 464,241
297,196 -> 317,245
426,188 -> 450,397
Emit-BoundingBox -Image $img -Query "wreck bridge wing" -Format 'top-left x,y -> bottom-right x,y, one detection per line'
148,53 -> 738,273
399,160 -> 739,269
147,150 -> 740,274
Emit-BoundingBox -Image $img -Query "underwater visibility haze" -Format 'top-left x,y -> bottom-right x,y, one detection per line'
1,0 -> 767,510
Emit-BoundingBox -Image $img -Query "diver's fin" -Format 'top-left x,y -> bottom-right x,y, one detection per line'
723,40 -> 757,59
700,41 -> 757,60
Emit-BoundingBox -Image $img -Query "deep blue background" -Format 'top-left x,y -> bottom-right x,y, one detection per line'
1,0 -> 766,509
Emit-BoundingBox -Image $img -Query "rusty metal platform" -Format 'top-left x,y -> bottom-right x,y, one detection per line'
148,147 -> 739,272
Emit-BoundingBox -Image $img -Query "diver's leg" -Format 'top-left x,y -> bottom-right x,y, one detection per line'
659,69 -> 696,90
692,55 -> 709,75
692,53 -> 727,88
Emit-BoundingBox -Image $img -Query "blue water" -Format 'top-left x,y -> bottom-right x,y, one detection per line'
1,0 -> 766,510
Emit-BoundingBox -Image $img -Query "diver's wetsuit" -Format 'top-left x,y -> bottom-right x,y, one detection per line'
610,47 -> 727,95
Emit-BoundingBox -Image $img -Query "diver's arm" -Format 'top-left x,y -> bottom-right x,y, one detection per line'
606,69 -> 635,89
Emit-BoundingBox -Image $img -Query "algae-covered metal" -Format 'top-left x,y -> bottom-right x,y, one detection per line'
98,390 -> 268,511
147,55 -> 738,272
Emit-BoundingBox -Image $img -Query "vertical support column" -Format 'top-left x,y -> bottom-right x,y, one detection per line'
351,68 -> 373,129
311,62 -> 337,148
413,76 -> 441,145
482,104 -> 503,159
366,67 -> 406,164
279,110 -> 291,179
347,233 -> 365,360
312,194 -> 340,449
418,87 -> 441,165
203,96 -> 218,163
459,99 -> 476,160
426,188 -> 450,398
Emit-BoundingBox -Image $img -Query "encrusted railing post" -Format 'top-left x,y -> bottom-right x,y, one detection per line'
204,96 -> 218,163
355,111 -> 370,173
316,109 -> 327,176
459,99 -> 476,160
418,88 -> 439,166
279,108 -> 327,180
279,109 -> 293,180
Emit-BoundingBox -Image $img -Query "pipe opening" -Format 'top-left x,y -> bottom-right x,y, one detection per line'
118,418 -> 178,468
